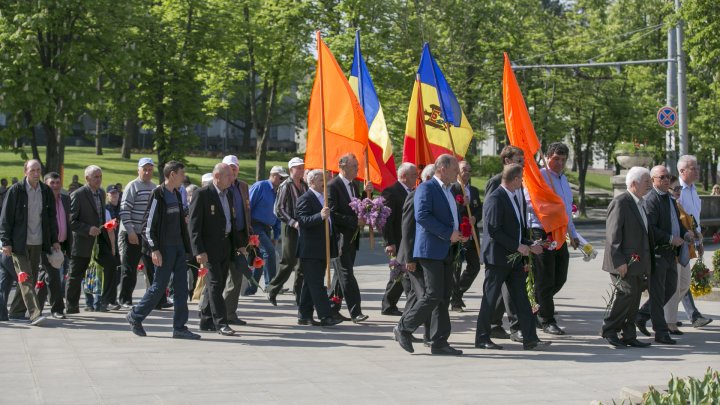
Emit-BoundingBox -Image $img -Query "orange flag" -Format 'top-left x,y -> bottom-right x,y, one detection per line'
503,52 -> 568,246
305,33 -> 381,185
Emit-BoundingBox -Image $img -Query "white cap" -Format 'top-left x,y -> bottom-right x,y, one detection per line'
288,157 -> 304,168
138,157 -> 154,167
201,173 -> 213,183
270,166 -> 289,177
222,155 -> 239,167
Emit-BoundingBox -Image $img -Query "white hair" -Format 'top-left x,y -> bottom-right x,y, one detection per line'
307,169 -> 324,184
677,155 -> 697,171
420,164 -> 436,181
625,166 -> 650,188
84,165 -> 102,178
396,162 -> 417,177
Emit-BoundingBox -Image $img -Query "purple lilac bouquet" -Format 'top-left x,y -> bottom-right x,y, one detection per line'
389,256 -> 406,284
349,196 -> 392,231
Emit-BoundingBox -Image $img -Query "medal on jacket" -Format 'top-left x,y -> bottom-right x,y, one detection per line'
211,204 -> 215,215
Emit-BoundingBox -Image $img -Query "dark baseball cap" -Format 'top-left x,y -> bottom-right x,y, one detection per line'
106,185 -> 119,193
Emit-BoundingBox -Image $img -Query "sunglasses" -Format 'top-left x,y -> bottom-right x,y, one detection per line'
653,175 -> 671,180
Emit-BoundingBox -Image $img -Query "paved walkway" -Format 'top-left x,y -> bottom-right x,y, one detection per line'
1,234 -> 718,404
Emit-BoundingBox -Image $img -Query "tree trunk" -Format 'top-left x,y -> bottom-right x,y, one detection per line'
254,80 -> 277,181
95,75 -> 103,155
121,114 -> 138,159
44,123 -> 64,176
24,111 -> 43,168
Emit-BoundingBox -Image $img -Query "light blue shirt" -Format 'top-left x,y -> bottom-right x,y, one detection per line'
433,176 -> 459,231
525,168 -> 579,239
678,177 -> 701,233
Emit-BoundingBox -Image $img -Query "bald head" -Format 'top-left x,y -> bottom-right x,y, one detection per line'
24,160 -> 42,186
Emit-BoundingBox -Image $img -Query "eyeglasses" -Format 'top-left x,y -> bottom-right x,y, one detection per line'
671,186 -> 682,192
653,175 -> 670,180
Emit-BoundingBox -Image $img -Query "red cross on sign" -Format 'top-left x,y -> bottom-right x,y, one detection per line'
657,106 -> 677,129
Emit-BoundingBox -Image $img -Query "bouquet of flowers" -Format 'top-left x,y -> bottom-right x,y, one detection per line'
84,218 -> 119,296
690,257 -> 712,297
349,196 -> 392,240
388,256 -> 406,284
506,237 -> 554,313
603,253 -> 639,317
241,234 -> 266,293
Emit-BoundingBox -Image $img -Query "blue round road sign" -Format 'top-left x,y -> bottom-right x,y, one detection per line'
657,106 -> 677,129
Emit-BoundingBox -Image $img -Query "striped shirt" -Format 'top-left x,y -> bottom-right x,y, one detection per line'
119,178 -> 156,235
274,177 -> 308,229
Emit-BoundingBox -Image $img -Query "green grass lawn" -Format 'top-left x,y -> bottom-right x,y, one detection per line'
0,146 -> 285,189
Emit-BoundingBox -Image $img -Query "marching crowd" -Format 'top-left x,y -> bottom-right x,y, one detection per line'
0,144 -> 714,354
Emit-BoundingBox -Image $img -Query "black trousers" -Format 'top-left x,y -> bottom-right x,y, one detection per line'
98,252 -> 120,307
331,242 -> 362,317
35,254 -> 66,314
298,258 -> 332,320
267,224 -> 303,304
66,256 -> 91,310
398,252 -> 454,348
404,265 -> 429,341
200,240 -> 231,329
602,273 -> 646,340
381,274 -> 412,312
118,232 -> 163,306
450,239 -> 481,306
638,255 -> 677,334
531,229 -> 569,326
490,284 -> 519,332
475,264 -> 539,344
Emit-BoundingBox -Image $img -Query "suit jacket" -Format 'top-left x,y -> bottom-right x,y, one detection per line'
396,190 -> 416,265
296,190 -> 338,260
188,184 -> 240,261
451,182 -> 482,221
0,178 -> 58,255
643,188 -> 687,261
381,181 -> 409,249
70,185 -> 109,258
603,191 -> 654,276
482,186 -> 531,269
486,172 -> 527,220
58,193 -> 72,254
231,179 -> 252,247
413,178 -> 458,260
327,175 -> 361,251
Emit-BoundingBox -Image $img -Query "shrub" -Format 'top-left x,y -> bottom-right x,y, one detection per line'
477,155 -> 503,178
643,368 -> 720,404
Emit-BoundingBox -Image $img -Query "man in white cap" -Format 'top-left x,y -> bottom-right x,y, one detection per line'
220,155 -> 253,326
267,157 -> 307,305
244,166 -> 287,296
118,157 -> 169,309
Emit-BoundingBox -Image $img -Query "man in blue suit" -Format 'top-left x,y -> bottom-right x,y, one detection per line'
393,154 -> 466,356
475,164 -> 551,351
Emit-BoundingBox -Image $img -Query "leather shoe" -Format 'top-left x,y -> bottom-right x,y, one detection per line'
604,335 -> 626,348
509,331 -> 524,343
431,345 -> 463,356
267,292 -> 277,307
199,324 -> 217,332
654,334 -> 676,345
490,326 -> 511,340
393,326 -> 414,353
542,324 -> 565,335
475,340 -> 503,350
320,316 -> 343,327
668,328 -> 684,336
381,308 -> 402,316
227,318 -> 247,326
523,340 -> 552,350
298,318 -> 322,326
51,312 -> 66,320
635,318 -> 651,337
173,328 -> 201,340
351,314 -> 369,323
410,335 -> 423,343
218,326 -> 236,336
65,308 -> 79,315
333,312 -> 351,321
623,338 -> 651,348
692,317 -> 712,328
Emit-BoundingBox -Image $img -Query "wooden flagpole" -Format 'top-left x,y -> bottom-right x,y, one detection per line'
316,31 -> 332,289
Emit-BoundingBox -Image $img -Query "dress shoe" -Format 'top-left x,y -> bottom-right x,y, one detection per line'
30,316 -> 47,326
227,318 -> 247,326
173,328 -> 201,340
267,292 -> 278,306
320,316 -> 343,327
654,334 -> 676,345
692,317 -> 712,328
623,338 -> 651,348
126,313 -> 146,337
475,340 -> 503,350
542,324 -> 565,335
8,315 -> 30,322
393,326 -> 414,353
410,335 -> 423,343
51,312 -> 66,320
603,335 -> 626,348
351,314 -> 369,323
668,328 -> 684,336
298,318 -> 322,326
94,305 -> 109,312
65,307 -> 79,315
510,331 -> 524,343
523,340 -> 552,350
490,326 -> 511,340
109,304 -> 122,311
381,308 -> 403,316
334,313 -> 351,321
431,345 -> 463,356
218,326 -> 236,336
635,318 -> 651,337
199,324 -> 217,332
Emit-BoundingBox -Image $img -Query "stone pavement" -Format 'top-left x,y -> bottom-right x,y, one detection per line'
1,229 -> 718,404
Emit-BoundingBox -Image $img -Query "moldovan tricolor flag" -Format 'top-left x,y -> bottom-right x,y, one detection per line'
402,43 -> 473,165
305,33 -> 382,185
503,52 -> 568,246
348,31 -> 396,192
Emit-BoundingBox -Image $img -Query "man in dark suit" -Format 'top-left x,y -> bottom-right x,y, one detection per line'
484,145 -> 524,341
475,164 -> 550,351
328,153 -> 370,323
189,163 -> 240,336
394,154 -> 466,356
602,166 -> 654,348
66,165 -> 112,313
633,165 -> 694,345
295,169 -> 343,326
380,163 -> 417,316
450,160 -> 482,312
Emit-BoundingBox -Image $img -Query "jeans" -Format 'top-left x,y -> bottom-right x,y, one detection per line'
0,254 -> 17,321
244,224 -> 277,295
681,290 -> 702,322
130,245 -> 188,330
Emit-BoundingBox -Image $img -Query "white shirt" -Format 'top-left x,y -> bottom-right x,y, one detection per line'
502,185 -> 523,243
433,176 -> 459,231
338,173 -> 355,199
310,188 -> 330,227
678,177 -> 701,233
629,190 -> 648,231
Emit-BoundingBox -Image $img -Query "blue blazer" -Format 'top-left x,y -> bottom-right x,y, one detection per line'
481,186 -> 531,269
413,178 -> 457,260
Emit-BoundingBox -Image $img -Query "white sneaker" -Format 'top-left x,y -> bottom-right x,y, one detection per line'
30,316 -> 47,326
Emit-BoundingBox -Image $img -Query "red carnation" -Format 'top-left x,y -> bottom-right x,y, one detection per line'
330,295 -> 342,305
198,267 -> 208,277
253,256 -> 265,269
103,218 -> 118,231
460,217 -> 472,238
455,194 -> 464,205
17,271 -> 29,283
713,232 -> 720,244
137,264 -> 145,271
35,280 -> 46,290
248,234 -> 260,247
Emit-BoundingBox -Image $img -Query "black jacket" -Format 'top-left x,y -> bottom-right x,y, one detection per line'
0,178 -> 58,255
451,182 -> 482,221
70,185 -> 109,258
643,188 -> 687,261
396,190 -> 416,265
189,184 -> 240,261
296,190 -> 338,260
381,181 -> 409,249
141,184 -> 191,255
482,187 -> 532,269
327,175 -> 361,251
